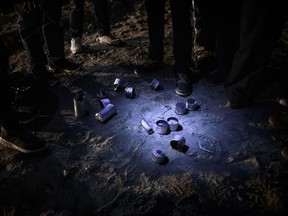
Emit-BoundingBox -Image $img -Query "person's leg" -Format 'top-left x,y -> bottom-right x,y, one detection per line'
92,0 -> 120,45
42,0 -> 81,72
192,0 -> 217,73
170,0 -> 193,96
134,0 -> 166,75
146,0 -> 166,63
211,0 -> 240,87
0,36 -> 47,154
14,2 -> 48,75
225,0 -> 288,108
69,0 -> 84,54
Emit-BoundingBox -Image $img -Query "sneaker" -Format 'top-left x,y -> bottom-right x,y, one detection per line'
96,35 -> 121,46
268,112 -> 288,129
201,69 -> 225,86
0,126 -> 48,154
48,58 -> 82,73
70,37 -> 83,54
134,59 -> 163,75
175,73 -> 192,97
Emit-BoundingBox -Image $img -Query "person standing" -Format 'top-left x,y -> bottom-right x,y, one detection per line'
69,0 -> 121,54
214,0 -> 288,109
135,0 -> 193,97
0,34 -> 48,154
14,0 -> 81,76
192,0 -> 217,76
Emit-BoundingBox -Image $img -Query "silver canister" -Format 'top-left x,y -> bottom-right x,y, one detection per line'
186,98 -> 198,111
174,102 -> 187,115
73,91 -> 86,117
170,135 -> 186,150
150,78 -> 161,90
113,78 -> 122,92
151,149 -> 166,164
125,86 -> 135,98
95,103 -> 116,122
100,98 -> 110,108
155,120 -> 169,135
141,118 -> 154,134
167,117 -> 179,131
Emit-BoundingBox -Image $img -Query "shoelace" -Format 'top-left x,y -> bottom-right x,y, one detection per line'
177,73 -> 189,84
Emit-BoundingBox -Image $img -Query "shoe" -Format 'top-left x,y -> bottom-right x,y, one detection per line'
96,35 -> 121,46
202,69 -> 225,86
175,73 -> 192,97
268,112 -> 288,129
14,105 -> 40,125
193,44 -> 217,73
48,58 -> 82,73
226,90 -> 253,109
0,126 -> 48,154
134,59 -> 163,75
70,37 -> 83,54
226,99 -> 252,109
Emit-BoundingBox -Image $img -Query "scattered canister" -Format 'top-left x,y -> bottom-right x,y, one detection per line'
95,103 -> 116,122
170,135 -> 186,150
73,91 -> 86,117
150,78 -> 161,90
174,102 -> 187,115
125,86 -> 135,98
113,78 -> 122,91
167,117 -> 179,131
141,118 -> 154,134
151,149 -> 166,164
100,98 -> 110,108
155,120 -> 169,135
186,98 -> 198,111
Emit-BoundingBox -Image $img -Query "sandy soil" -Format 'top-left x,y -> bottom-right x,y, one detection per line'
1,1 -> 288,216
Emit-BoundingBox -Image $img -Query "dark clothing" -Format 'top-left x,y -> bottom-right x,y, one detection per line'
192,0 -> 216,52
14,0 -> 64,74
69,0 -> 111,38
216,0 -> 288,101
0,37 -> 19,130
145,0 -> 192,73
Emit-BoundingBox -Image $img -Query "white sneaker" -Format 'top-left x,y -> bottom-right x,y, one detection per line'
70,37 -> 83,54
96,35 -> 121,45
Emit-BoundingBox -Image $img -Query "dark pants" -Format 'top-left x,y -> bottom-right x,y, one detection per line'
145,0 -> 192,73
15,0 -> 64,73
215,0 -> 288,100
69,0 -> 111,38
192,0 -> 216,51
0,37 -> 19,129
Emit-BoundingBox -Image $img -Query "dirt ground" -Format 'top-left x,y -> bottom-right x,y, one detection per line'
1,1 -> 288,216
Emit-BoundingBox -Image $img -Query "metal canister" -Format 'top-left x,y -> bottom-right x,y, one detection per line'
174,102 -> 187,115
113,78 -> 122,92
125,86 -> 135,98
150,78 -> 161,90
167,117 -> 179,131
155,120 -> 169,135
95,103 -> 116,122
74,91 -> 86,117
141,118 -> 154,134
186,98 -> 198,111
151,149 -> 166,165
100,98 -> 110,108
